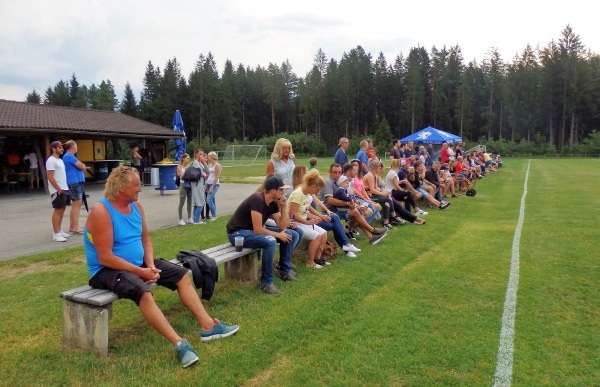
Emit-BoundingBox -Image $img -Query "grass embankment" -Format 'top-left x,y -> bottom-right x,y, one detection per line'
0,159 -> 598,385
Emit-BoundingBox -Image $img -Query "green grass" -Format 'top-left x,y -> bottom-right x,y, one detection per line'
0,159 -> 598,385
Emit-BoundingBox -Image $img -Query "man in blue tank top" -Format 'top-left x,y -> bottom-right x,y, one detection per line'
84,166 -> 238,368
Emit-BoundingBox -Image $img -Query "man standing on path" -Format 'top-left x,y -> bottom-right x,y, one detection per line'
226,175 -> 300,294
46,141 -> 71,242
23,148 -> 40,189
334,137 -> 350,166
84,166 -> 239,368
63,140 -> 87,234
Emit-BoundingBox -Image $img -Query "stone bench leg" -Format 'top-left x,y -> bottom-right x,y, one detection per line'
224,251 -> 260,281
63,299 -> 112,358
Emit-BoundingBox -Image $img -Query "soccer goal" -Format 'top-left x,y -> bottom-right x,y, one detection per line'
219,144 -> 268,167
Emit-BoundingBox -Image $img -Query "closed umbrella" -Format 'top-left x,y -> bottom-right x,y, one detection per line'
172,110 -> 186,161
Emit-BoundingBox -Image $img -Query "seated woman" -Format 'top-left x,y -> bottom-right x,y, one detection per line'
287,170 -> 329,268
292,166 -> 361,258
363,160 -> 395,229
409,161 -> 450,210
385,159 -> 426,225
349,160 -> 377,222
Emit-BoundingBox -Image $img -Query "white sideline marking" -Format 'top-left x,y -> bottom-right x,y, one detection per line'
493,159 -> 531,387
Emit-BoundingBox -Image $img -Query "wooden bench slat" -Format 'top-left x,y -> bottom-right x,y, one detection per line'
60,244 -> 258,306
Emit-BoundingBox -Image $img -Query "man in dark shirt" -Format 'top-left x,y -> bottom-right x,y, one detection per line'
404,140 -> 415,157
226,176 -> 300,294
425,161 -> 443,202
390,139 -> 402,164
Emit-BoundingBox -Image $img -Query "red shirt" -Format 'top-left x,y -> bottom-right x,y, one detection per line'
440,148 -> 449,164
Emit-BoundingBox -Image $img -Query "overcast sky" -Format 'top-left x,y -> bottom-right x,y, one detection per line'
0,0 -> 596,103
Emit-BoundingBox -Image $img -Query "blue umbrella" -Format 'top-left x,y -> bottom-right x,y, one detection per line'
172,110 -> 186,161
401,126 -> 462,144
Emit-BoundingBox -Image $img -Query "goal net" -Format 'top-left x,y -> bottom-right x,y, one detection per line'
219,144 -> 268,167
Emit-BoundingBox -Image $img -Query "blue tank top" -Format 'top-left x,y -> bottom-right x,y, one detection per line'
85,197 -> 144,278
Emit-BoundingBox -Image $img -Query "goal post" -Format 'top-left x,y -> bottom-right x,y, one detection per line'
220,144 -> 268,167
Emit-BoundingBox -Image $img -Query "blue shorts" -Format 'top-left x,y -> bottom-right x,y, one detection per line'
416,187 -> 429,198
69,182 -> 85,201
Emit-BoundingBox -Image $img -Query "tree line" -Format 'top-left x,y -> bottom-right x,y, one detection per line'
28,25 -> 600,154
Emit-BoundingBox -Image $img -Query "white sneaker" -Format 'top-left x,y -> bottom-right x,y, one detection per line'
342,244 -> 361,253
345,251 -> 357,258
60,230 -> 71,238
178,219 -> 186,226
53,234 -> 67,242
187,217 -> 194,224
210,217 -> 218,221
193,221 -> 206,225
416,209 -> 428,216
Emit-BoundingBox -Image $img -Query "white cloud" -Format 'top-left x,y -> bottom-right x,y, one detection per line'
1,0 -> 597,102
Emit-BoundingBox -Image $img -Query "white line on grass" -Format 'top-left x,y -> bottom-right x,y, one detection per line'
493,159 -> 531,387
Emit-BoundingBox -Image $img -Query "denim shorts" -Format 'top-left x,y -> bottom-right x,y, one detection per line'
68,182 -> 85,201
88,259 -> 188,305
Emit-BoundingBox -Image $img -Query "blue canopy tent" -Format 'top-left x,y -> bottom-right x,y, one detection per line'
401,126 -> 461,144
172,110 -> 186,161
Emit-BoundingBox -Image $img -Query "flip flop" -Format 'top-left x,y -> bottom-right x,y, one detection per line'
69,229 -> 85,234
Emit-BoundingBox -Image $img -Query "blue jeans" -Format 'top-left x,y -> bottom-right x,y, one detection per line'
206,183 -> 220,217
193,206 -> 204,223
266,226 -> 301,273
318,213 -> 348,248
228,228 -> 299,285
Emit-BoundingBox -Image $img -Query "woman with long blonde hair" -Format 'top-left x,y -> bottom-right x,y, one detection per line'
266,138 -> 295,197
287,170 -> 328,268
205,151 -> 222,221
176,153 -> 192,225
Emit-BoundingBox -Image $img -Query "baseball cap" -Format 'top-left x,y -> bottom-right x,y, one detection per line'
264,176 -> 290,191
400,159 -> 408,167
50,141 -> 63,149
337,175 -> 349,185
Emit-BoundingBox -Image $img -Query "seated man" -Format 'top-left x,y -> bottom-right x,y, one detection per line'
320,163 -> 387,245
226,175 -> 301,294
84,166 -> 239,369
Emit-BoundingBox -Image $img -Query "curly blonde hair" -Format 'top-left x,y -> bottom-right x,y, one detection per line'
103,165 -> 138,200
271,138 -> 295,161
302,169 -> 325,189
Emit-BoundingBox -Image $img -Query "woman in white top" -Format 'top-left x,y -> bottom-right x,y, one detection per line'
205,151 -> 222,221
176,153 -> 192,225
266,138 -> 295,197
287,170 -> 328,269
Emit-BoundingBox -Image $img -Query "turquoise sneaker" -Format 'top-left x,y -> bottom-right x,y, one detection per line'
175,339 -> 199,368
201,318 -> 240,342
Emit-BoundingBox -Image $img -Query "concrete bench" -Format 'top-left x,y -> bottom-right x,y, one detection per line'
59,243 -> 260,357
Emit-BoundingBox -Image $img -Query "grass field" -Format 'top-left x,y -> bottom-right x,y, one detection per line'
0,158 -> 598,385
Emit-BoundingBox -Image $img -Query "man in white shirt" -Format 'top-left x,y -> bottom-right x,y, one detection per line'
23,149 -> 40,189
46,141 -> 71,242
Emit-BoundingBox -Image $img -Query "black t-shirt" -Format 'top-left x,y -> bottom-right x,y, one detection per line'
226,192 -> 279,234
425,168 -> 439,187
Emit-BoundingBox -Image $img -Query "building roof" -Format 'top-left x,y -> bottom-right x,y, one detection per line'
0,99 -> 182,139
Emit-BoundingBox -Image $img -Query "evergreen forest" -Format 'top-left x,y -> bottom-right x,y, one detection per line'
27,25 -> 600,155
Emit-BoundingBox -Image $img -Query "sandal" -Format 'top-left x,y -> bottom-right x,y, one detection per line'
69,229 -> 84,234
306,263 -> 323,269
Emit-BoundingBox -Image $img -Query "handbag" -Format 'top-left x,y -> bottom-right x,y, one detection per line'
182,167 -> 202,182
